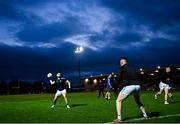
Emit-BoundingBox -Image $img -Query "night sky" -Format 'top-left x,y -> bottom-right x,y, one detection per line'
0,0 -> 180,84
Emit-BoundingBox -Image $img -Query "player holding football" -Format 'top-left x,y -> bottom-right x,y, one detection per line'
113,57 -> 148,122
47,73 -> 71,109
154,66 -> 173,104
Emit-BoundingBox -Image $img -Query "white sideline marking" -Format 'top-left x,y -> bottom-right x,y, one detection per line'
106,113 -> 180,123
126,113 -> 180,122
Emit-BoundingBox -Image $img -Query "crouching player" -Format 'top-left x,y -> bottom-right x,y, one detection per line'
113,57 -> 148,122
47,73 -> 71,109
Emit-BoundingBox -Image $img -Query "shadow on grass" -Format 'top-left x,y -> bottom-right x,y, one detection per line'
123,112 -> 160,121
169,100 -> 180,104
123,115 -> 141,121
146,112 -> 160,117
71,103 -> 87,108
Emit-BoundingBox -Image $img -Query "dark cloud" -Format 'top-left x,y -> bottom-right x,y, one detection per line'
0,43 -> 77,80
0,0 -> 180,84
114,32 -> 142,44
17,17 -> 85,43
101,0 -> 180,29
0,0 -> 25,21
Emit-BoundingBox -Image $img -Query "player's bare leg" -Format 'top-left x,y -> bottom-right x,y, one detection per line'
155,89 -> 163,100
62,93 -> 70,108
140,106 -> 147,118
168,91 -> 173,102
105,92 -> 110,99
168,92 -> 173,97
164,88 -> 169,104
168,92 -> 172,97
113,93 -> 128,122
134,93 -> 148,118
51,95 -> 59,108
108,92 -> 111,99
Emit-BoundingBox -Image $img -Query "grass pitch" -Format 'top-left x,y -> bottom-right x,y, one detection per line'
0,91 -> 180,123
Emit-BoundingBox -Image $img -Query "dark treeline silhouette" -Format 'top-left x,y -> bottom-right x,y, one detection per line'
0,80 -> 80,95
0,80 -> 55,95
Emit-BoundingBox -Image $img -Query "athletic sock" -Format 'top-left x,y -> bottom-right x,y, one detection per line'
164,100 -> 169,104
143,112 -> 148,118
117,115 -> 121,119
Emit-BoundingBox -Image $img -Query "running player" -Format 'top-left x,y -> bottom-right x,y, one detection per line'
155,66 -> 173,104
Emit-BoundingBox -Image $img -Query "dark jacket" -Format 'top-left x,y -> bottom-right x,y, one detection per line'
118,64 -> 139,86
98,79 -> 104,90
160,72 -> 172,84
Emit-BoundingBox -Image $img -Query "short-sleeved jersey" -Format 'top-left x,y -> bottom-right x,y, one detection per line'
56,78 -> 67,91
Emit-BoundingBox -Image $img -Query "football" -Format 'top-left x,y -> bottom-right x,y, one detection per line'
47,73 -> 52,78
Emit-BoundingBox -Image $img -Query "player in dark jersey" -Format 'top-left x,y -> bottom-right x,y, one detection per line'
155,66 -> 173,104
98,79 -> 105,98
49,73 -> 71,109
113,57 -> 147,122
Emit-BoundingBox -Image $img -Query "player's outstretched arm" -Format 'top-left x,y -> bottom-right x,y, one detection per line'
50,80 -> 55,85
47,73 -> 55,85
66,80 -> 71,89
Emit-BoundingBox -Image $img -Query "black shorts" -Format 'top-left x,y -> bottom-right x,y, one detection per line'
105,88 -> 111,92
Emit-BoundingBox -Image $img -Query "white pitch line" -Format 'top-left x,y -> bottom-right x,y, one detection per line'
106,113 -> 180,123
126,113 -> 180,122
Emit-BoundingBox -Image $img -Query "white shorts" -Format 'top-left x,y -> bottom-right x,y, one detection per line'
120,85 -> 140,95
159,82 -> 170,90
55,89 -> 66,97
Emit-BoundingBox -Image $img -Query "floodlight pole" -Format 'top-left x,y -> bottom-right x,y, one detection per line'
78,53 -> 81,85
75,46 -> 84,85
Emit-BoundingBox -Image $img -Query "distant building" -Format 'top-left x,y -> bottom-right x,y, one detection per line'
83,66 -> 180,91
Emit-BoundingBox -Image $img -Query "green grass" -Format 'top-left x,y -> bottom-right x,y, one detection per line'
0,91 -> 180,123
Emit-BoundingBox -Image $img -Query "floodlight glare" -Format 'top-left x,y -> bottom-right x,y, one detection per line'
79,46 -> 84,52
75,46 -> 84,54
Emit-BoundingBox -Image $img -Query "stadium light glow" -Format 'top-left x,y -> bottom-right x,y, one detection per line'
157,66 -> 161,69
150,73 -> 154,76
85,78 -> 89,83
140,68 -> 143,71
79,46 -> 84,52
93,79 -> 97,85
75,46 -> 84,54
140,71 -> 144,74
